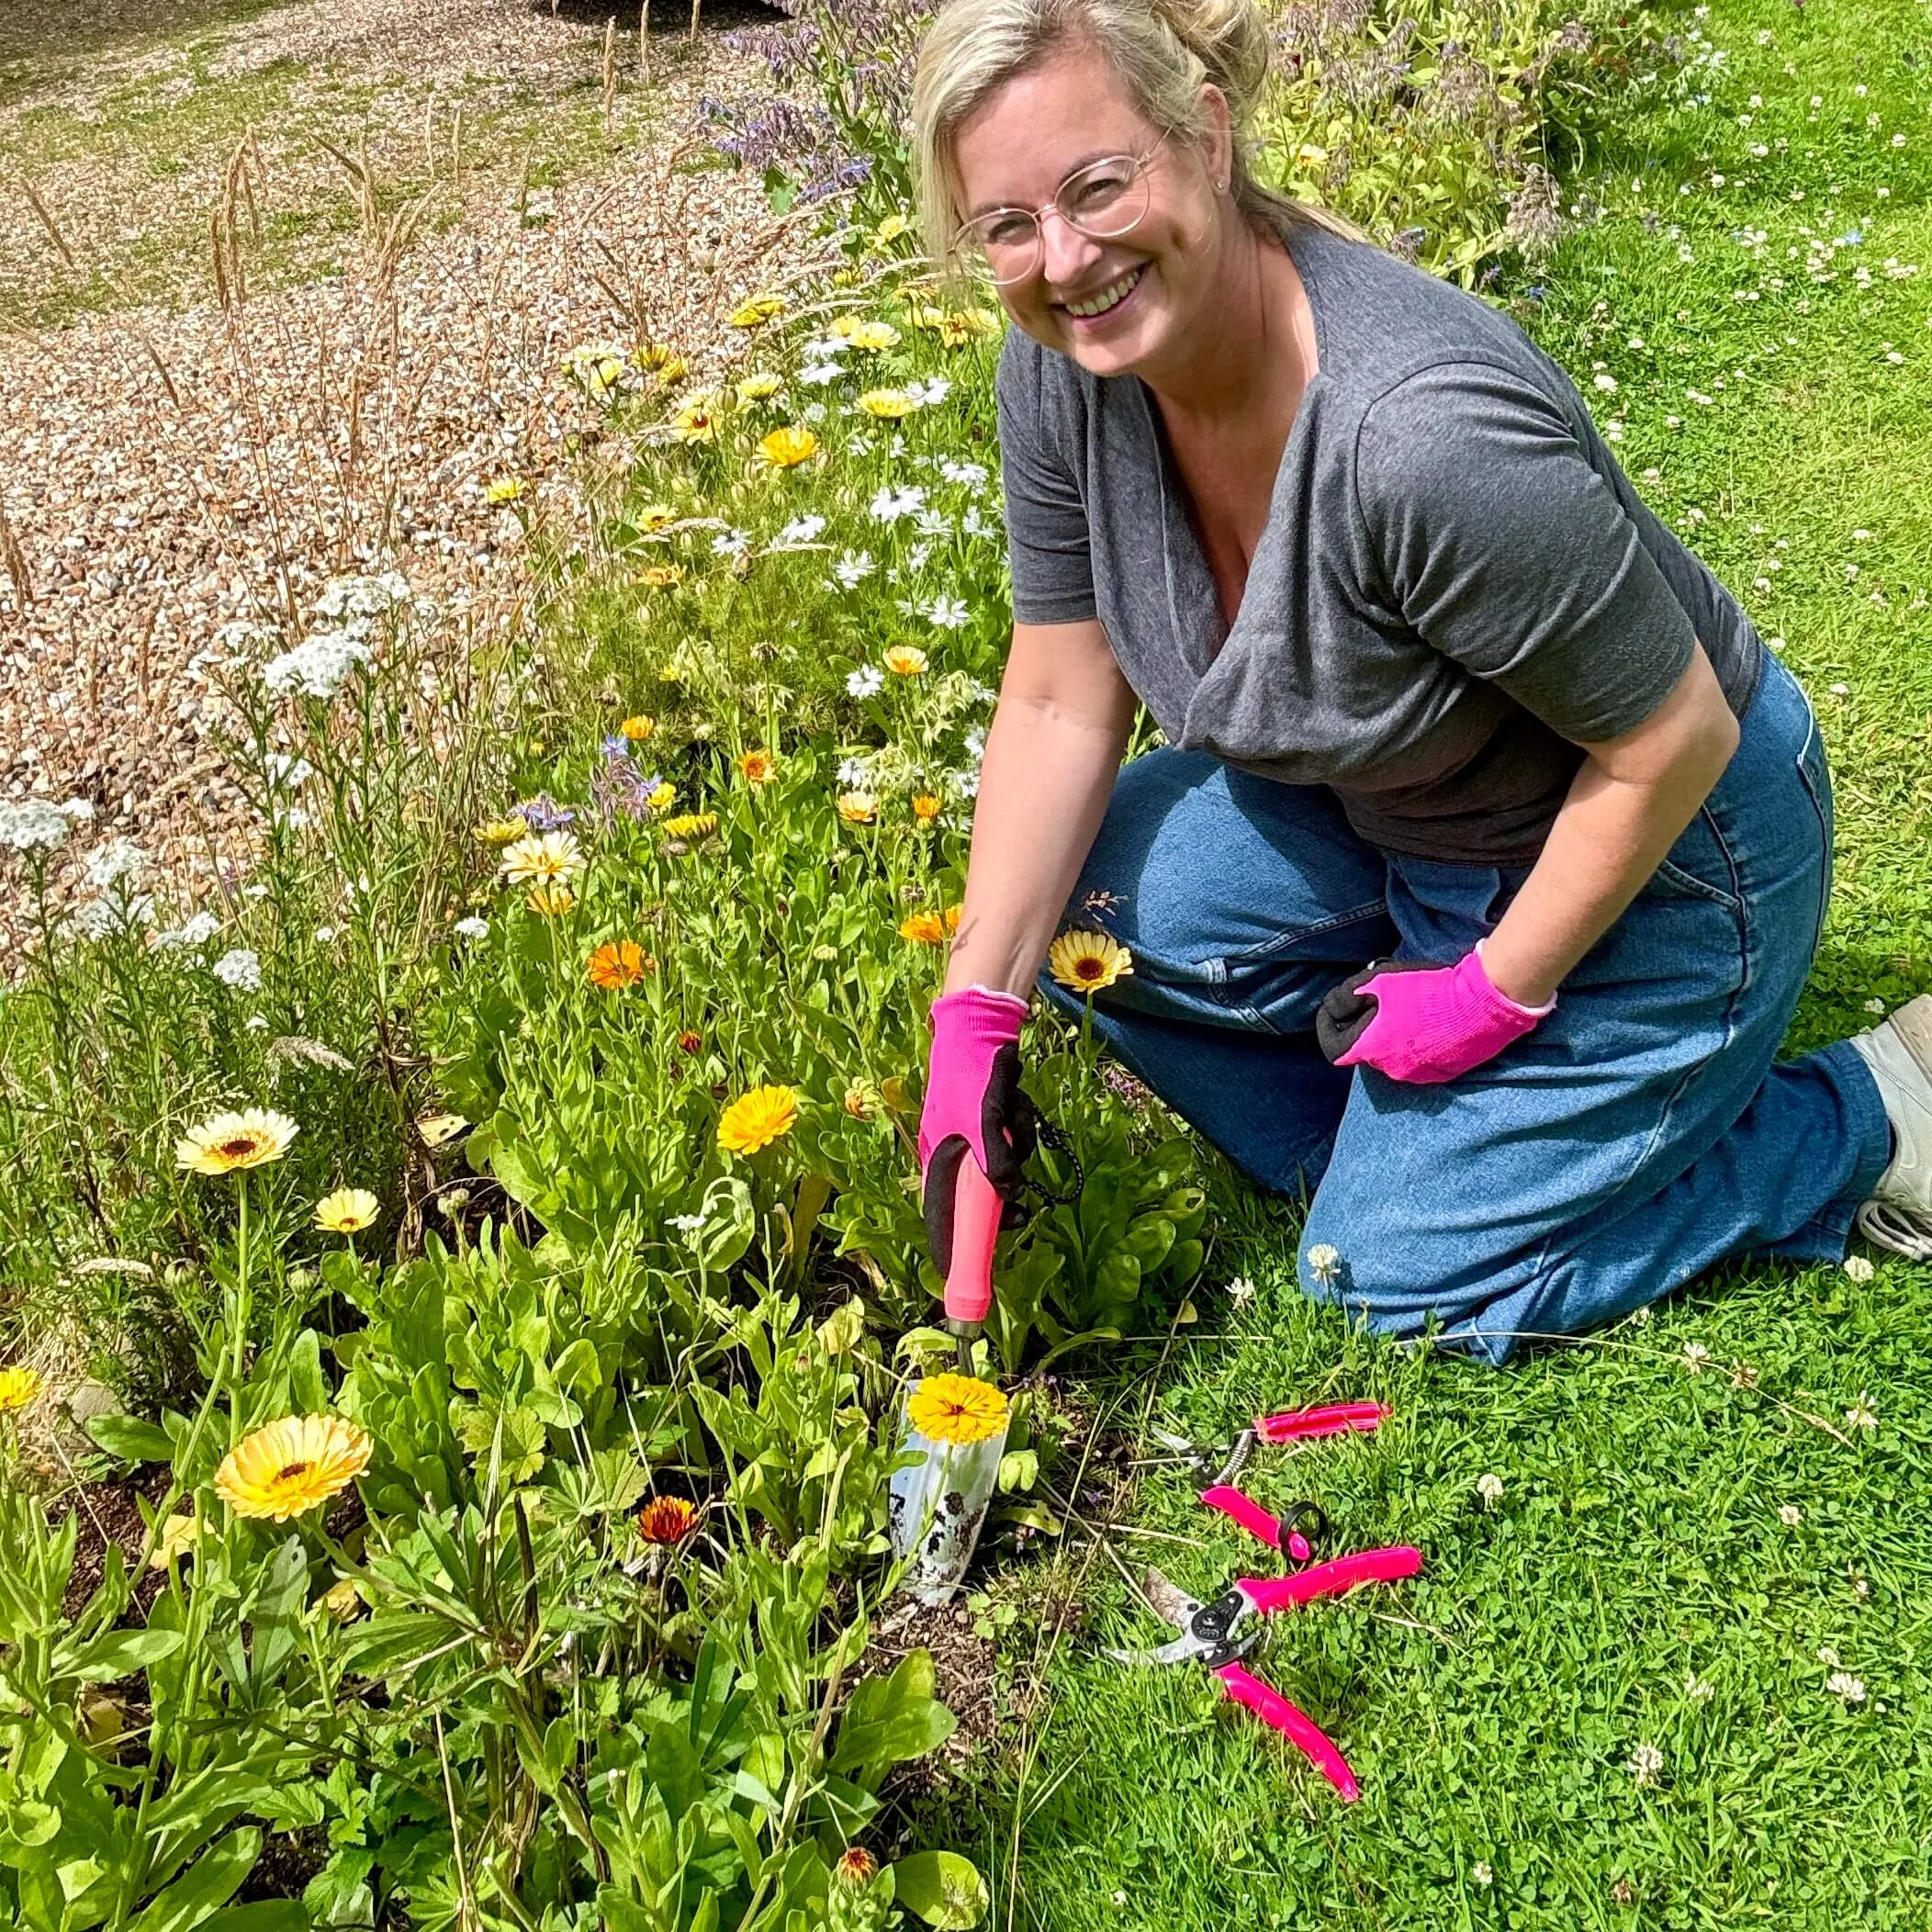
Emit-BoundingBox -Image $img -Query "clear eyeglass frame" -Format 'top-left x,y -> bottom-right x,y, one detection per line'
954,143 -> 1167,286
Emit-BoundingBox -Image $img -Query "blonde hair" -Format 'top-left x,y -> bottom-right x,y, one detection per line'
910,0 -> 1363,286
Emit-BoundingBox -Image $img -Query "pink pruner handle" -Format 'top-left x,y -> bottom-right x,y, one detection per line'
942,1155 -> 1003,1330
1199,1485 -> 1283,1548
1255,1402 -> 1388,1443
1211,1662 -> 1359,1802
1241,1544 -> 1423,1614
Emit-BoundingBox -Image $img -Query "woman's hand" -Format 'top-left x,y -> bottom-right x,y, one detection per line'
917,988 -> 1035,1272
1325,949 -> 1553,1084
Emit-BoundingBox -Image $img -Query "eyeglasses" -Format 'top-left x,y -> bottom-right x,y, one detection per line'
954,140 -> 1168,286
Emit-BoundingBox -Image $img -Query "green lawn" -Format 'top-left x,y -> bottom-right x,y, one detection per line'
916,1 -> 1932,1923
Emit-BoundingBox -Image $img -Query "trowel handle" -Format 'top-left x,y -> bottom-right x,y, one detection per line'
942,1154 -> 1003,1330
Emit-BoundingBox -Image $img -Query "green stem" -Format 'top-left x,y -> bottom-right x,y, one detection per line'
229,1174 -> 252,1446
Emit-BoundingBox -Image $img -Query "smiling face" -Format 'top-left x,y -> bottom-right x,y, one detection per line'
949,39 -> 1230,382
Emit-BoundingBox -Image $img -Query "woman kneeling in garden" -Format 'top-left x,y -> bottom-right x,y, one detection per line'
908,0 -> 1932,1361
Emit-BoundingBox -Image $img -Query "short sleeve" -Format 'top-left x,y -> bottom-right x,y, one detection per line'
1354,360 -> 1697,743
995,332 -> 1099,625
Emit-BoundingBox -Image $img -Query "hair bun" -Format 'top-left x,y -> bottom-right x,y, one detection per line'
1146,0 -> 1273,118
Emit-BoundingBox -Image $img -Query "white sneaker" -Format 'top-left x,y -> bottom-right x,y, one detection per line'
1848,994 -> 1932,1261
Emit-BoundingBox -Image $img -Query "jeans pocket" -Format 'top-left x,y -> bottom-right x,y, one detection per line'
1646,807 -> 1744,910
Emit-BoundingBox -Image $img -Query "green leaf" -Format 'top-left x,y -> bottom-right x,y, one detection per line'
57,1626 -> 185,1684
829,1651 -> 956,1775
891,1851 -> 989,1928
128,1827 -> 261,1932
205,1905 -> 312,1931
995,1449 -> 1038,1493
86,1414 -> 175,1464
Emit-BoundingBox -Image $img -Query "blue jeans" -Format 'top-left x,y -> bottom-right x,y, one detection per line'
1045,659 -> 1893,1365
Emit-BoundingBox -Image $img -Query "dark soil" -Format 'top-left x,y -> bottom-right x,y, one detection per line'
869,1596 -> 1000,1790
62,1466 -> 176,1619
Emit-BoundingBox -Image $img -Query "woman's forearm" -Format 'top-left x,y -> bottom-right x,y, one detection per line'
944,691 -> 1133,998
1481,646 -> 1741,1009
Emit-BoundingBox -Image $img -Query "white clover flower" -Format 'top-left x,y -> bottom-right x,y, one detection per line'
212,947 -> 263,992
1225,1275 -> 1257,1307
846,666 -> 884,699
1471,1863 -> 1493,1887
1826,1671 -> 1867,1704
1683,1670 -> 1714,1702
832,550 -> 876,590
1846,1391 -> 1878,1432
1842,1254 -> 1875,1283
1477,1472 -> 1505,1508
1626,1743 -> 1665,1787
1305,1241 -> 1342,1286
454,915 -> 489,938
925,594 -> 970,630
1779,1503 -> 1803,1525
775,514 -> 827,546
1681,1342 -> 1711,1374
0,799 -> 76,852
907,376 -> 952,407
263,631 -> 373,701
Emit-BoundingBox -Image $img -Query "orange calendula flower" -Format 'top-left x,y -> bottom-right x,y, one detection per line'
640,566 -> 684,588
637,1495 -> 701,1545
758,426 -> 819,469
738,748 -> 777,785
898,911 -> 948,945
911,793 -> 942,823
835,1848 -> 879,1888
677,1028 -> 704,1054
717,1084 -> 799,1154
621,713 -> 656,742
1048,928 -> 1133,994
214,1413 -> 373,1522
587,940 -> 654,989
837,792 -> 878,824
906,1372 -> 1008,1446
882,645 -> 927,676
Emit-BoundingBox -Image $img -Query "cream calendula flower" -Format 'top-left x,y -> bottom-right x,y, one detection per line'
882,645 -> 927,676
717,1084 -> 799,1154
736,372 -> 783,402
1047,929 -> 1134,994
858,388 -> 917,421
525,885 -> 576,915
845,320 -> 900,353
907,1373 -> 1007,1446
315,1187 -> 380,1234
500,830 -> 583,889
149,1511 -> 202,1568
837,792 -> 878,824
215,1413 -> 373,1522
175,1108 -> 298,1175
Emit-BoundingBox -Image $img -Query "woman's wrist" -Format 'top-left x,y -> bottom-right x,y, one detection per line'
1474,933 -> 1560,1014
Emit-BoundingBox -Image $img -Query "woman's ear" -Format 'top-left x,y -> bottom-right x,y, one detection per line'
1197,82 -> 1234,190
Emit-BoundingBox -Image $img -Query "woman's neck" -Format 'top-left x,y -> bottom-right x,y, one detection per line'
1138,215 -> 1310,436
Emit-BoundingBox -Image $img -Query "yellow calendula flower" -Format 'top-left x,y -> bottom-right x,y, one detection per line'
871,212 -> 910,250
175,1108 -> 298,1176
882,645 -> 927,676
827,312 -> 862,341
736,372 -> 783,403
717,1084 -> 799,1155
729,293 -> 786,328
837,792 -> 877,824
672,394 -> 722,444
526,885 -> 577,915
639,505 -> 677,533
908,303 -> 948,331
473,815 -> 528,847
842,1081 -> 881,1118
898,910 -> 948,945
911,792 -> 942,823
661,812 -> 717,838
757,425 -> 819,470
846,320 -> 900,353
858,388 -> 917,421
636,340 -> 684,374
149,1511 -> 202,1569
563,343 -> 629,398
621,713 -> 656,742
907,1372 -> 1008,1446
1048,928 -> 1134,994
640,565 -> 685,588
500,831 -> 583,889
0,1365 -> 42,1414
652,354 -> 690,386
314,1187 -> 380,1234
738,747 -> 777,785
215,1413 -> 373,1523
485,477 -> 525,505
646,781 -> 676,812
938,308 -> 1002,349
417,1111 -> 468,1148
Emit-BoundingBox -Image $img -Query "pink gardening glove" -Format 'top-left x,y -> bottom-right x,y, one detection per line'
1329,946 -> 1554,1084
917,987 -> 1036,1267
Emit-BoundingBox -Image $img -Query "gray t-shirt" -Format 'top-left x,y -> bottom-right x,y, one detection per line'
996,217 -> 1764,862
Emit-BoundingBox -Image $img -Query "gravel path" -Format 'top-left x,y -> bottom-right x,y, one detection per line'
0,0 -> 821,893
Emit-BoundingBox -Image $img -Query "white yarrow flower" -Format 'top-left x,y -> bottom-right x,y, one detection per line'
1226,1275 -> 1257,1307
0,799 -> 76,852
263,630 -> 373,700
454,915 -> 489,938
1842,1254 -> 1875,1282
212,947 -> 263,992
